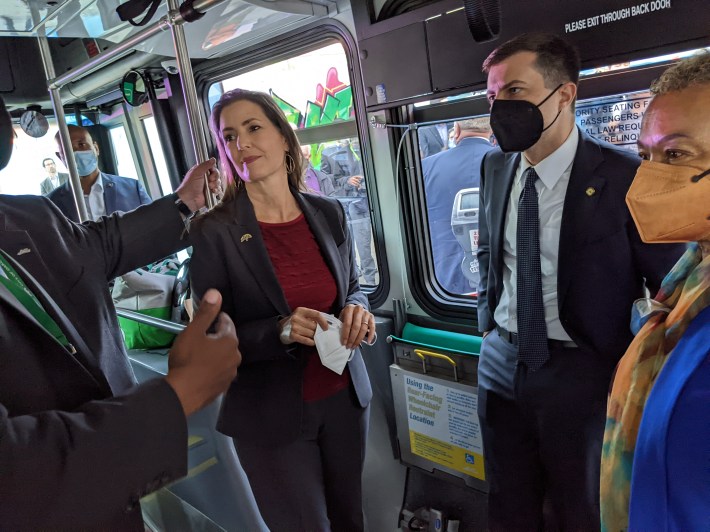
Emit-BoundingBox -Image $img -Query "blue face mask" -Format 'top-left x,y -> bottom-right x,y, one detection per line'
74,150 -> 98,176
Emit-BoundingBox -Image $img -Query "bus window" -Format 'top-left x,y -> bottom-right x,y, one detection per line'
418,117 -> 494,299
207,42 -> 380,287
142,116 -> 173,195
575,90 -> 651,153
316,135 -> 378,287
108,125 -> 140,181
0,121 -> 67,196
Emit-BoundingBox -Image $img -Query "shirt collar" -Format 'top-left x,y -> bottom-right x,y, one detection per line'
92,172 -> 104,192
85,172 -> 104,195
520,126 -> 579,190
458,136 -> 490,146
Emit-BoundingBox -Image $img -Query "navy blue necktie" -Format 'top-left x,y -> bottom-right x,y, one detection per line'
516,167 -> 549,371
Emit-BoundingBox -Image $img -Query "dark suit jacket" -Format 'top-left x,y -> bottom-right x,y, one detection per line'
0,194 -> 189,530
47,172 -> 152,222
190,189 -> 373,446
477,129 -> 684,363
422,137 -> 494,293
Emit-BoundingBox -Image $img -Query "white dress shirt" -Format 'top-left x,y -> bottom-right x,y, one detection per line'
83,173 -> 106,221
493,127 -> 579,341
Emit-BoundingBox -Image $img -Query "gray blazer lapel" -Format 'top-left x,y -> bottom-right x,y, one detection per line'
558,133 -> 607,308
491,153 -> 519,292
226,190 -> 290,316
297,194 -> 348,307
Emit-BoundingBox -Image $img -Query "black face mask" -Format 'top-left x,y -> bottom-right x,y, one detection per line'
490,84 -> 563,153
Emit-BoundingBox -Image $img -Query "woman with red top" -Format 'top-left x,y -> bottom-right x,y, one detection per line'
190,89 -> 375,531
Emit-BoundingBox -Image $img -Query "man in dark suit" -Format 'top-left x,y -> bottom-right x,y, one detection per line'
0,95 -> 240,530
49,125 -> 152,221
476,33 -> 684,530
422,117 -> 493,294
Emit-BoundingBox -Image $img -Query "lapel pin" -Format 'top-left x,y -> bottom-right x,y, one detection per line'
17,248 -> 31,256
240,233 -> 252,243
586,187 -> 596,197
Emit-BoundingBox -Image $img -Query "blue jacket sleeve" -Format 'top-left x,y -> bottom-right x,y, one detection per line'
136,179 -> 152,205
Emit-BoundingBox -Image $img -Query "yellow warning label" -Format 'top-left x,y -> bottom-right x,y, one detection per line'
410,430 -> 485,480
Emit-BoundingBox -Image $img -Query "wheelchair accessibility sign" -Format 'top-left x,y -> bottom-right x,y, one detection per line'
404,373 -> 485,481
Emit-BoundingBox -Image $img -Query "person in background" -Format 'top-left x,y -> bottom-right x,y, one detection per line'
322,139 -> 378,285
448,128 -> 457,149
301,144 -> 336,196
39,157 -> 67,195
601,52 -> 710,532
422,117 -> 494,294
476,32 -> 684,531
0,93 -> 240,530
418,123 -> 448,159
190,89 -> 375,531
49,125 -> 151,221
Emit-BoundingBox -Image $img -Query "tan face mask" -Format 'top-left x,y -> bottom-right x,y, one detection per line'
626,160 -> 710,243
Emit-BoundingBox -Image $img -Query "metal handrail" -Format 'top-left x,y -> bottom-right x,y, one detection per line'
116,308 -> 186,334
44,0 -> 227,90
36,0 -> 228,221
37,31 -> 89,222
167,0 -> 216,208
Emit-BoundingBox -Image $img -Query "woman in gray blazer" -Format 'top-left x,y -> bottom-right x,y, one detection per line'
190,89 -> 375,531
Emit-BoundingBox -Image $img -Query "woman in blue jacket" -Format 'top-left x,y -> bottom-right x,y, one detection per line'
601,52 -> 710,531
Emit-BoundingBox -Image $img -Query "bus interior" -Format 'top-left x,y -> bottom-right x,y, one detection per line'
1,0 -> 708,530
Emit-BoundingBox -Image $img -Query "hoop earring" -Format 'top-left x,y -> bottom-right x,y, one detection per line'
285,152 -> 295,174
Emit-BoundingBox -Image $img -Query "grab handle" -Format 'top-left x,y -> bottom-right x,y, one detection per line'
414,349 -> 459,382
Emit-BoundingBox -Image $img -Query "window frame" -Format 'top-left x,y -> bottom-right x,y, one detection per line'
101,103 -> 162,199
193,20 -> 389,308
398,60 -> 684,325
392,94 -> 491,326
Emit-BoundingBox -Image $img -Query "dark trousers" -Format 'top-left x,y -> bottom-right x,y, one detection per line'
477,330 -> 614,531
234,387 -> 369,532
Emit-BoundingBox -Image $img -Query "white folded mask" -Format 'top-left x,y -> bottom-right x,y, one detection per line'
314,314 -> 354,375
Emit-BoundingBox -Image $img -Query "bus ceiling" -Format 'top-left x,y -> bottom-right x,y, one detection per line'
0,0 -> 338,109
351,0 -> 710,109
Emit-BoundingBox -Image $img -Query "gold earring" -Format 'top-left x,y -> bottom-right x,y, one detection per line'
285,152 -> 295,174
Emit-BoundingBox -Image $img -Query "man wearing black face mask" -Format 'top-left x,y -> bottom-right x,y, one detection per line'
475,33 -> 684,530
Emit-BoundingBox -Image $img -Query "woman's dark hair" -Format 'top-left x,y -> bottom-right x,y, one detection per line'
209,88 -> 304,203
